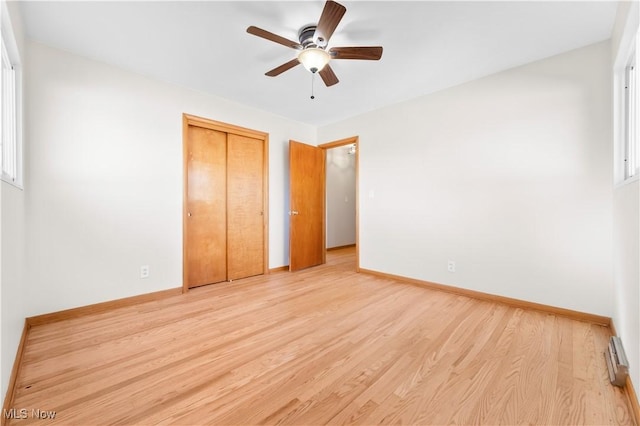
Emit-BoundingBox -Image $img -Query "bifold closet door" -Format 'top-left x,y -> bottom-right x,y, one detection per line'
185,126 -> 227,288
227,134 -> 264,280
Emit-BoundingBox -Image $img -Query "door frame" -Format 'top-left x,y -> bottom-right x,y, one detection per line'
182,113 -> 270,293
318,136 -> 360,272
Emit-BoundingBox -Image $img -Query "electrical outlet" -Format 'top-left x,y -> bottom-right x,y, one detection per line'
140,265 -> 150,279
447,261 -> 456,273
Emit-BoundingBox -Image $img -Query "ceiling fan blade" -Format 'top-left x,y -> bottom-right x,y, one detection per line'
314,1 -> 346,45
265,59 -> 300,77
247,26 -> 302,50
319,64 -> 339,87
329,46 -> 383,60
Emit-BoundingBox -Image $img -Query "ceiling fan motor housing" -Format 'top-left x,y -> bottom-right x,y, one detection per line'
298,25 -> 326,49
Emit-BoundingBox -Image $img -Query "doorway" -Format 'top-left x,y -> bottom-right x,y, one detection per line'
288,136 -> 360,272
320,137 -> 359,271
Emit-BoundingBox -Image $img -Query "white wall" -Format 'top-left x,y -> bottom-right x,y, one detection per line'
319,41 -> 613,316
611,0 -> 640,393
24,41 -> 315,318
326,146 -> 356,248
1,0 -> 26,405
1,186 -> 25,402
613,181 -> 639,388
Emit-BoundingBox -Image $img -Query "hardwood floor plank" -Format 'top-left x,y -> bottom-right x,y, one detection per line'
551,317 -> 575,425
6,247 -> 635,425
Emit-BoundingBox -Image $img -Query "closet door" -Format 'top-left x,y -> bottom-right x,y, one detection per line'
227,134 -> 265,280
185,126 -> 227,288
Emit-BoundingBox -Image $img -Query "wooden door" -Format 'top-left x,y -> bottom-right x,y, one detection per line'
185,126 -> 227,288
289,140 -> 325,271
227,134 -> 264,280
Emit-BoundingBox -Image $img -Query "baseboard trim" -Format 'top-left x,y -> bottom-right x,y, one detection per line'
327,244 -> 356,251
359,268 -> 611,326
2,320 -> 30,426
269,266 -> 289,273
26,287 -> 182,327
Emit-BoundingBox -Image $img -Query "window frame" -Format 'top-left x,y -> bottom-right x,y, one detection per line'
624,49 -> 638,181
1,2 -> 23,189
615,9 -> 640,188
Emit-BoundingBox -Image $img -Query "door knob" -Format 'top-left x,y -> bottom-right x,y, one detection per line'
187,212 -> 192,217
288,210 -> 299,216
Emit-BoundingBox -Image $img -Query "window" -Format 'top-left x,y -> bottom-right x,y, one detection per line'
2,37 -> 17,184
1,6 -> 22,189
624,50 -> 638,180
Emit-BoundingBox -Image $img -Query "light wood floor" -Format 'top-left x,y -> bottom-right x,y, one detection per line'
9,248 -> 635,425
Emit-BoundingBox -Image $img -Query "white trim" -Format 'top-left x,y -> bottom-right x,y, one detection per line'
614,1 -> 640,186
614,174 -> 639,191
0,2 -> 19,68
624,51 -> 638,180
0,0 -> 22,190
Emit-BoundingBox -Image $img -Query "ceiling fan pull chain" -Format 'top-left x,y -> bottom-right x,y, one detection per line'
311,73 -> 316,100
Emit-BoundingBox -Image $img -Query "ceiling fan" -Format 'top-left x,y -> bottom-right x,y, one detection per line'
246,0 -> 383,88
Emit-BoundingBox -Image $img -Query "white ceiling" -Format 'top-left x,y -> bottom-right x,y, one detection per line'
19,1 -> 618,126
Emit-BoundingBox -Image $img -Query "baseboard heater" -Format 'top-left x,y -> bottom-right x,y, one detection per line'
605,336 -> 629,387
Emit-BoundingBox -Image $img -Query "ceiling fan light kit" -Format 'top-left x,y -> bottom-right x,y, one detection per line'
246,0 -> 383,95
298,48 -> 331,73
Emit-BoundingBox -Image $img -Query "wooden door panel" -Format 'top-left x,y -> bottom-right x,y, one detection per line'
227,134 -> 264,280
186,126 -> 227,287
289,140 -> 325,271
